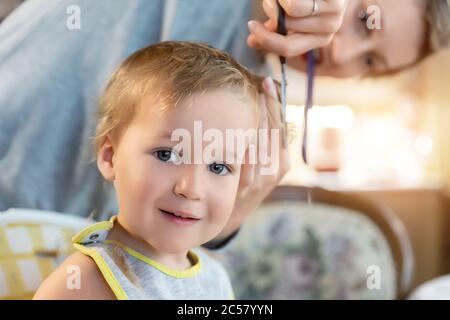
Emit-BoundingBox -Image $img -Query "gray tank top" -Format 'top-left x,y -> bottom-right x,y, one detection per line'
72,217 -> 234,300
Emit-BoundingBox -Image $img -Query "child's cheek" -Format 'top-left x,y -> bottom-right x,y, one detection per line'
135,165 -> 171,198
144,165 -> 189,206
214,179 -> 239,217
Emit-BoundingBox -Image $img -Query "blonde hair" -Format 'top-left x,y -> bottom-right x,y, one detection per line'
370,0 -> 450,77
425,0 -> 450,54
93,41 -> 265,156
413,0 -> 450,65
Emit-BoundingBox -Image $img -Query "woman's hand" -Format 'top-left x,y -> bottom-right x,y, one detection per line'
248,0 -> 348,57
213,77 -> 290,243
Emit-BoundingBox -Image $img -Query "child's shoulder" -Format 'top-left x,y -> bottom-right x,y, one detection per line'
33,250 -> 116,300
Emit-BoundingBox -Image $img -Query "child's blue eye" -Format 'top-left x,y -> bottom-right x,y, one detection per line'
154,149 -> 181,164
208,163 -> 231,176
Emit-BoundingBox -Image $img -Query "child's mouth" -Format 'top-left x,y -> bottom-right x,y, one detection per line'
159,209 -> 200,226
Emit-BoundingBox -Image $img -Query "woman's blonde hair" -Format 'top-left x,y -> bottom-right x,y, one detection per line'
371,0 -> 450,76
93,41 -> 265,157
423,0 -> 450,56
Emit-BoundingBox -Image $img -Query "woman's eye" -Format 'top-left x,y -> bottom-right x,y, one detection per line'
364,54 -> 375,68
208,163 -> 231,176
358,11 -> 369,23
358,10 -> 371,35
154,149 -> 180,164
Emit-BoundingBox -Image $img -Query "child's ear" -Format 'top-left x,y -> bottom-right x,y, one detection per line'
97,135 -> 116,181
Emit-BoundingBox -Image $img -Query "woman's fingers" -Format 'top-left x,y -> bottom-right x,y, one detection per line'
268,14 -> 343,35
249,0 -> 348,56
248,19 -> 333,57
257,92 -> 269,173
237,151 -> 255,198
263,17 -> 338,35
238,77 -> 290,201
277,127 -> 291,182
262,77 -> 282,132
238,93 -> 267,198
262,77 -> 290,179
218,78 -> 291,240
247,34 -> 261,49
263,0 -> 347,19
247,18 -> 335,50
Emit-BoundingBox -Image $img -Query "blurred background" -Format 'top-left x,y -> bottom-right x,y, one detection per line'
270,51 -> 450,190
267,49 -> 450,292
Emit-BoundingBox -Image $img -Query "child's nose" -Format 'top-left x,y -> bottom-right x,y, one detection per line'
173,165 -> 206,201
331,33 -> 372,66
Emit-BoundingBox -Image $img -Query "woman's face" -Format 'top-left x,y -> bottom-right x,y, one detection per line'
289,0 -> 427,77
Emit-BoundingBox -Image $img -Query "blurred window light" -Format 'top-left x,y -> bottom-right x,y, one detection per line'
414,134 -> 433,156
286,105 -> 354,129
309,105 -> 354,129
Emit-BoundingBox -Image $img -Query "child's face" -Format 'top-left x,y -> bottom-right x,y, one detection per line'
101,89 -> 256,254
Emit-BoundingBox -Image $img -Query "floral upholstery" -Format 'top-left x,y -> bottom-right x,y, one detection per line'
213,202 -> 397,300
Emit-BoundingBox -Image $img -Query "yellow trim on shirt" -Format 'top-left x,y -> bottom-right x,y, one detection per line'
103,239 -> 202,279
71,220 -> 113,244
73,243 -> 128,300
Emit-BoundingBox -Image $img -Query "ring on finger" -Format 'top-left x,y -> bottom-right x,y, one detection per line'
308,0 -> 319,17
